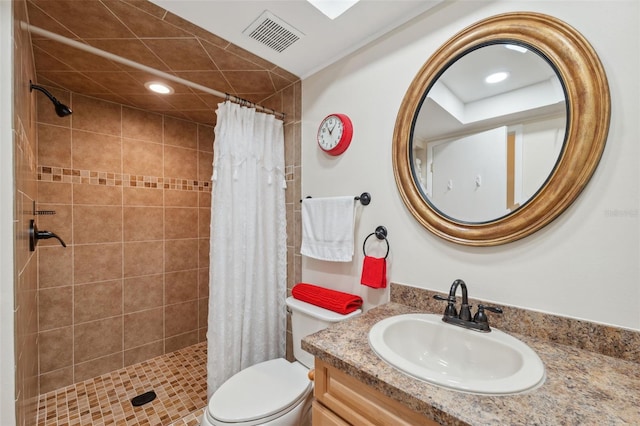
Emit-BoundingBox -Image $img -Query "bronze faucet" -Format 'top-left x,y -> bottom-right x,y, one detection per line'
434,279 -> 502,332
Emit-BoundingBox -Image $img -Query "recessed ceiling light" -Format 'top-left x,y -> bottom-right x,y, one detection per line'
144,81 -> 174,94
485,72 -> 509,84
307,0 -> 359,19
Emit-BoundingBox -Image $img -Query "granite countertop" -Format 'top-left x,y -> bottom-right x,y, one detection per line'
302,302 -> 640,425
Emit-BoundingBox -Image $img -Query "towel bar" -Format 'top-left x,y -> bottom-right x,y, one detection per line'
300,192 -> 371,205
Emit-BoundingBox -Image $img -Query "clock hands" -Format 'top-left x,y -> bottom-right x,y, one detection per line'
326,119 -> 337,135
317,114 -> 352,155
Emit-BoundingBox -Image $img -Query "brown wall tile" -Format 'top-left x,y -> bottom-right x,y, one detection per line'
164,300 -> 197,337
73,205 -> 122,244
165,239 -> 198,272
16,4 -> 43,421
38,286 -> 73,331
165,270 -> 198,304
122,106 -> 163,142
123,241 -> 164,277
74,243 -> 123,284
124,187 -> 164,206
72,130 -> 122,172
198,208 -> 210,238
39,327 -> 73,373
164,116 -> 197,149
38,246 -> 73,288
123,139 -> 163,176
36,87 -> 72,126
123,206 -> 164,241
124,341 -> 164,367
73,184 -> 122,205
198,238 -> 209,269
71,95 -> 122,136
198,150 -> 213,182
165,207 -> 198,239
165,331 -> 198,353
38,181 -> 72,204
38,123 -> 71,168
164,145 -> 197,180
199,192 -> 211,208
197,124 -> 214,152
35,203 -> 72,246
124,307 -> 164,349
198,268 -> 209,299
74,280 -> 123,323
198,298 -> 208,330
39,367 -> 74,394
74,353 -> 123,383
74,316 -> 122,363
124,274 -> 163,313
165,189 -> 198,207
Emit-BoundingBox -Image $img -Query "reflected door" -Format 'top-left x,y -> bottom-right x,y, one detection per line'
431,127 -> 507,222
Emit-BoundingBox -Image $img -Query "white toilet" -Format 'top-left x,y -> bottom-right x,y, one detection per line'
200,296 -> 361,426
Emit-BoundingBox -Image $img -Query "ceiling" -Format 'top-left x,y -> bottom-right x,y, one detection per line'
151,0 -> 443,79
414,43 -> 566,141
26,0 -> 300,125
26,0 -> 442,126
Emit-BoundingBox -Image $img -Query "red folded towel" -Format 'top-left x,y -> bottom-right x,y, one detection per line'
292,283 -> 362,315
360,256 -> 387,289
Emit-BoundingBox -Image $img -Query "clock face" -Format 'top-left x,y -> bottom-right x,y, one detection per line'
317,114 -> 353,155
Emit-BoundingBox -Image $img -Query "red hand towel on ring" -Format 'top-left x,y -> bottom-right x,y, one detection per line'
292,283 -> 362,315
360,256 -> 387,288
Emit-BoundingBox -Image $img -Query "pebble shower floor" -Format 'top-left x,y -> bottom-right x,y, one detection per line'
36,342 -> 208,426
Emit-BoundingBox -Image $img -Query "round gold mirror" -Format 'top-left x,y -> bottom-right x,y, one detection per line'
393,12 -> 610,246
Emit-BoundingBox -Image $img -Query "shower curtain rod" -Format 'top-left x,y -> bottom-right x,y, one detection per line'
20,22 -> 286,119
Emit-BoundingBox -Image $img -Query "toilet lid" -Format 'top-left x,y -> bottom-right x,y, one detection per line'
208,358 -> 311,423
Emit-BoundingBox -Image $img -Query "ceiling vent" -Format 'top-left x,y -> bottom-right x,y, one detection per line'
243,11 -> 304,53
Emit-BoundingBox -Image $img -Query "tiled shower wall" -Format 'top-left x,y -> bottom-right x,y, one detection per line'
35,83 -> 301,394
13,0 -> 40,424
36,92 -> 214,393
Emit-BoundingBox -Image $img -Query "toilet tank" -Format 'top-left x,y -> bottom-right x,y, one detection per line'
286,296 -> 361,369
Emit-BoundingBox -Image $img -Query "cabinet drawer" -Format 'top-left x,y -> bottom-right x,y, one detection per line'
314,359 -> 439,426
312,400 -> 349,426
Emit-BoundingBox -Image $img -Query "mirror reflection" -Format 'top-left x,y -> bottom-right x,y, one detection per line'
411,43 -> 567,223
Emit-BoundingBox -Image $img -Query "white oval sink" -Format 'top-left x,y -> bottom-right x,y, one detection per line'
368,314 -> 545,395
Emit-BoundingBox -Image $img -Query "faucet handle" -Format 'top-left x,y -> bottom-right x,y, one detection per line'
480,305 -> 503,314
433,294 -> 457,318
473,304 -> 503,324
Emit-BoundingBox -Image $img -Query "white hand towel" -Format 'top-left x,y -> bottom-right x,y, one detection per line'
301,196 -> 356,262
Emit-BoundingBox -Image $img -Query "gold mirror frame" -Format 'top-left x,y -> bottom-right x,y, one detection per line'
393,12 -> 610,246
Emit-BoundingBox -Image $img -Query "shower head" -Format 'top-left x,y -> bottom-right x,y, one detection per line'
29,81 -> 72,117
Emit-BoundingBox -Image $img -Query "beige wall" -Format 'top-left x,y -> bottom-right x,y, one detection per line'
12,0 -> 40,424
302,1 -> 640,329
35,83 -> 301,393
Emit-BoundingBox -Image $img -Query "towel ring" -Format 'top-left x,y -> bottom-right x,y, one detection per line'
363,226 -> 389,259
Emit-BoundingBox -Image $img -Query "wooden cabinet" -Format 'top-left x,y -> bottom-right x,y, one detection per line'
312,359 -> 440,426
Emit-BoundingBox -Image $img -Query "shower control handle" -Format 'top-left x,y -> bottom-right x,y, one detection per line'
29,220 -> 67,251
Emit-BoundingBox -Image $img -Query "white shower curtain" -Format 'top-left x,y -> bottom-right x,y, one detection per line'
207,101 -> 287,397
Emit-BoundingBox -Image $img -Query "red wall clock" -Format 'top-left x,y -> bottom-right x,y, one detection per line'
317,113 -> 353,156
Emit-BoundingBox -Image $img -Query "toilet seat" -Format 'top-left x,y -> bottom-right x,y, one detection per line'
207,358 -> 312,425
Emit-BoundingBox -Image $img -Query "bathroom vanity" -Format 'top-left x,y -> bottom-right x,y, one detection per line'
303,285 -> 640,425
312,358 -> 437,425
